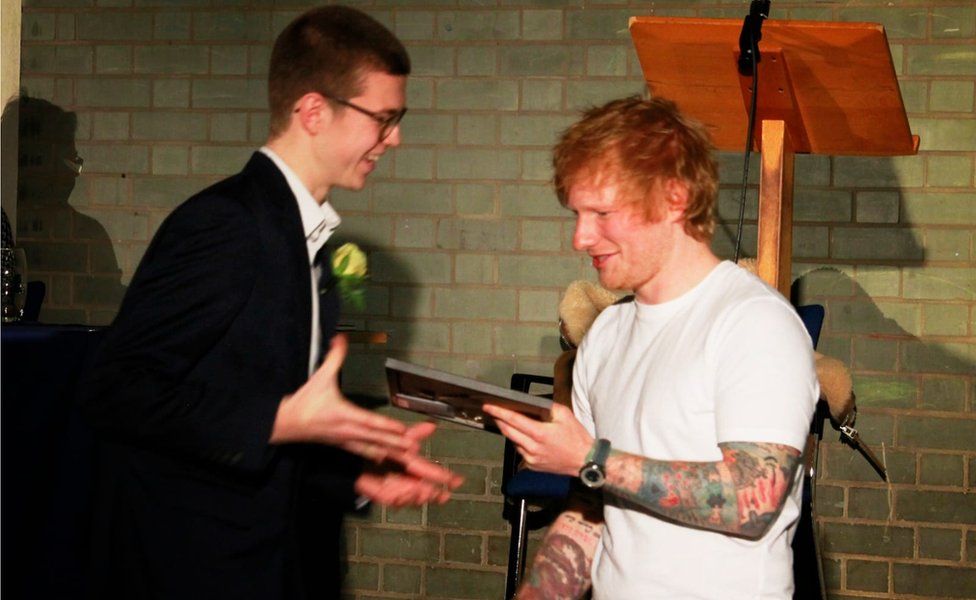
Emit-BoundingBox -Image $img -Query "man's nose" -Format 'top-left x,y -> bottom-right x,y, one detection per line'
385,124 -> 402,148
572,216 -> 594,251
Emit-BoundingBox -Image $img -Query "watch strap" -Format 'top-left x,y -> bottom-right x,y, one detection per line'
590,438 -> 611,467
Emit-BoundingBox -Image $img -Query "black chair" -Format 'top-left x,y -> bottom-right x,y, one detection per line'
22,280 -> 46,321
792,304 -> 828,600
500,305 -> 829,600
500,373 -> 571,600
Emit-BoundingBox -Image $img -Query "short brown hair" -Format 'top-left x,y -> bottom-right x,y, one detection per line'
553,96 -> 718,241
267,6 -> 410,137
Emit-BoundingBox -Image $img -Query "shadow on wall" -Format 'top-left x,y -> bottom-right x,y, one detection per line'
5,95 -> 125,325
713,151 -> 973,381
792,265 -> 974,595
793,265 -> 974,387
715,151 -> 974,595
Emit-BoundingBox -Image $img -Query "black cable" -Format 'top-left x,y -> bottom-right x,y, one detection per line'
732,25 -> 761,264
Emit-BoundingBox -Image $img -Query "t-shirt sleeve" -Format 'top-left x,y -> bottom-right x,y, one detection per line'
711,297 -> 819,452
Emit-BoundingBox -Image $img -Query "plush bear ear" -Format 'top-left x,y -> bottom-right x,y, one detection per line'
815,351 -> 855,424
736,257 -> 758,275
552,348 -> 576,408
558,280 -> 620,348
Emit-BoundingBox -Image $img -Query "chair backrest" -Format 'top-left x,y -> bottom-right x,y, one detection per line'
22,280 -> 46,322
502,374 -> 555,494
795,304 -> 825,349
791,303 -> 828,600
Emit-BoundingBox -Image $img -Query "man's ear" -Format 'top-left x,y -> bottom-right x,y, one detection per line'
292,92 -> 332,135
662,178 -> 690,221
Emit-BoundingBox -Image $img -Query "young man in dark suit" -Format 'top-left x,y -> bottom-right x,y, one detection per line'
79,7 -> 460,599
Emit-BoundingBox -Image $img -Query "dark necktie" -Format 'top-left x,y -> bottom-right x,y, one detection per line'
313,246 -> 341,365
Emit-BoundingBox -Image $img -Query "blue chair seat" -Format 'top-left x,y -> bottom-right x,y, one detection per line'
503,469 -> 572,499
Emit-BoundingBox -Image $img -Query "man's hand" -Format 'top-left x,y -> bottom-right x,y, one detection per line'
482,403 -> 593,477
271,334 -> 416,460
355,422 -> 463,507
354,445 -> 462,508
364,420 -> 465,496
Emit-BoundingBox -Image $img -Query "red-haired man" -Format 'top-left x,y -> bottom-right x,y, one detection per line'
485,96 -> 818,599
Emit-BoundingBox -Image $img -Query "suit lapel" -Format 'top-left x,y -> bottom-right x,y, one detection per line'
241,153 -> 314,384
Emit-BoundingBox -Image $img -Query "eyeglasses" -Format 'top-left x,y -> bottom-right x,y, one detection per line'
322,93 -> 406,143
63,154 -> 84,175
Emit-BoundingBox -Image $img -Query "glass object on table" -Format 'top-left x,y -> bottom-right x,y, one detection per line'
2,247 -> 27,323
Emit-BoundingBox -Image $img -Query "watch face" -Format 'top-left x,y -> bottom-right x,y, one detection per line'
580,463 -> 605,489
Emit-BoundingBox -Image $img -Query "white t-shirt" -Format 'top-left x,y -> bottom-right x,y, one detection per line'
573,261 -> 819,600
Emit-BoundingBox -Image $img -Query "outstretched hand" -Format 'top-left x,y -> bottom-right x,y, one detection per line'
482,403 -> 593,477
354,421 -> 463,507
271,334 -> 417,461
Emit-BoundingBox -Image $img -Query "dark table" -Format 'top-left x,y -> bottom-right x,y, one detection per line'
2,323 -> 103,599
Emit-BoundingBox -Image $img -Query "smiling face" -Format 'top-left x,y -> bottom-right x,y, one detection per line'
321,70 -> 406,192
568,177 -> 681,304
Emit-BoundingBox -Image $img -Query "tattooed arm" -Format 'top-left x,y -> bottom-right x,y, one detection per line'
516,491 -> 604,600
602,441 -> 801,540
482,403 -> 802,541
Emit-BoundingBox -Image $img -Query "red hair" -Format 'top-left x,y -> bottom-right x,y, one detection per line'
553,96 -> 718,241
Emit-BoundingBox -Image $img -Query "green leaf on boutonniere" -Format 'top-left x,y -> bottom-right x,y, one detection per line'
332,243 -> 368,311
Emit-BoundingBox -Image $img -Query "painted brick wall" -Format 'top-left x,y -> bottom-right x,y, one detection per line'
15,1 -> 974,598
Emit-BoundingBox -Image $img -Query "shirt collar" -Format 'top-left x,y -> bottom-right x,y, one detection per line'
259,146 -> 341,261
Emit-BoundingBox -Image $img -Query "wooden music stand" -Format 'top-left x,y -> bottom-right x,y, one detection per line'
629,17 -> 919,295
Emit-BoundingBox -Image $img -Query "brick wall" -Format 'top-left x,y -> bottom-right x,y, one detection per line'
15,1 -> 974,598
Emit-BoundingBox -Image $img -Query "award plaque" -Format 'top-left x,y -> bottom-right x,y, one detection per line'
385,358 -> 552,432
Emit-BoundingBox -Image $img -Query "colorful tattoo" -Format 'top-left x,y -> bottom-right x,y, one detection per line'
724,443 -> 794,537
604,442 -> 800,539
525,534 -> 589,596
518,492 -> 603,600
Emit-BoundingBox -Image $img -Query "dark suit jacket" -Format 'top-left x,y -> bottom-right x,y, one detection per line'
79,153 -> 362,600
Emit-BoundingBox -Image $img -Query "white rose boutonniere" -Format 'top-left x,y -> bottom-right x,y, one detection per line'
331,243 -> 368,311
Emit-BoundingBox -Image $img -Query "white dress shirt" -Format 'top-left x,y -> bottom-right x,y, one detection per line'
259,147 -> 342,375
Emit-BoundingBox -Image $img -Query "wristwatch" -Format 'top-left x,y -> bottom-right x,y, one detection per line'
579,438 -> 611,489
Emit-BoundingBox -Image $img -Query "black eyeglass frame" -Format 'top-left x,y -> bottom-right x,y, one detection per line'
322,93 -> 407,143
63,154 -> 85,175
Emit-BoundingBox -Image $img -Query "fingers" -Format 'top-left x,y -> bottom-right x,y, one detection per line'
393,479 -> 444,506
361,421 -> 460,488
394,481 -> 449,507
356,470 -> 454,507
331,400 -> 412,447
338,416 -> 460,488
403,421 -> 437,443
333,424 -> 411,461
317,333 -> 349,381
482,404 -> 542,437
491,418 -> 536,456
342,441 -> 389,462
550,402 -> 576,421
297,334 -> 348,407
350,404 -> 411,436
396,454 -> 464,488
484,403 -> 592,475
483,404 -> 542,449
